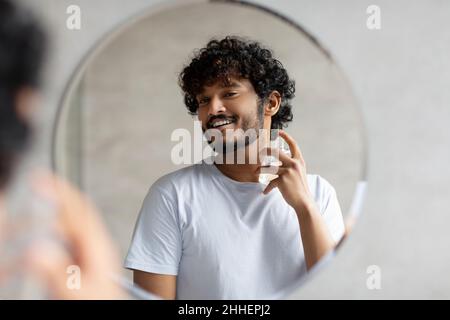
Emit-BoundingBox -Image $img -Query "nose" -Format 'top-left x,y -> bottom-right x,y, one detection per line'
207,95 -> 226,116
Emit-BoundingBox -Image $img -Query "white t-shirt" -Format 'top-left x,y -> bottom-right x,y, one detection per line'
124,159 -> 345,299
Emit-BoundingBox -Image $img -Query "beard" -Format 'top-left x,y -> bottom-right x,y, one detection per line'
204,100 -> 265,155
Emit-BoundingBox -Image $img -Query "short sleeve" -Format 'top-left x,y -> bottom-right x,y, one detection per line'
315,176 -> 346,244
124,183 -> 182,275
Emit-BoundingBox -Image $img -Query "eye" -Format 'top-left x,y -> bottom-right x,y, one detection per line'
224,92 -> 237,98
198,97 -> 209,105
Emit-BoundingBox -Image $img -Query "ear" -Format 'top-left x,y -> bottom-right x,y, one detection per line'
15,87 -> 39,123
263,90 -> 281,117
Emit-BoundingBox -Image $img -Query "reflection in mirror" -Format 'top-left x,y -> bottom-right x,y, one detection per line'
54,1 -> 366,299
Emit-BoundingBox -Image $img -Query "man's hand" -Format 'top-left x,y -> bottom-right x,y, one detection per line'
258,130 -> 335,270
259,130 -> 314,212
24,173 -> 126,299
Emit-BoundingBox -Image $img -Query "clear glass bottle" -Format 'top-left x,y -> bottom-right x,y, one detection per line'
258,133 -> 292,186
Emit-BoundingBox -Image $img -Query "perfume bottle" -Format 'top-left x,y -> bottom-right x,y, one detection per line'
258,134 -> 291,185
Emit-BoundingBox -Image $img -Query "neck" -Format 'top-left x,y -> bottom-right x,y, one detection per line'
215,160 -> 260,183
214,129 -> 271,183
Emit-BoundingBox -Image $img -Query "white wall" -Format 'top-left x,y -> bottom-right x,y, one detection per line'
20,0 -> 450,299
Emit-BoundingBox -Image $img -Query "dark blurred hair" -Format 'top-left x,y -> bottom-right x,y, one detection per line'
179,36 -> 295,130
0,0 -> 47,188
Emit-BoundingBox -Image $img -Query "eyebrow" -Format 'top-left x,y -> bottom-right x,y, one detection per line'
197,81 -> 243,98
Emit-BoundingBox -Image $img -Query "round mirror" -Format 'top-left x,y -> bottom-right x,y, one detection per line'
53,0 -> 367,299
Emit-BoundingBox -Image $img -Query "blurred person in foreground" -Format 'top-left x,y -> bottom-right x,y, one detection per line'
0,0 -> 125,299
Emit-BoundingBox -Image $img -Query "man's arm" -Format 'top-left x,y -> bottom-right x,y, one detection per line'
260,130 -> 336,271
133,270 -> 177,300
293,200 -> 335,270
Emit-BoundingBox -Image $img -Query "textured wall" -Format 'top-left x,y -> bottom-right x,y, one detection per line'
19,0 -> 450,299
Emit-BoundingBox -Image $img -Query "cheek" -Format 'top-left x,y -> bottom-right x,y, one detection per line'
227,99 -> 250,115
197,108 -> 208,122
236,99 -> 259,118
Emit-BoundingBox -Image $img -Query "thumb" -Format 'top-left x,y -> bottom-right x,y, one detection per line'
263,179 -> 279,195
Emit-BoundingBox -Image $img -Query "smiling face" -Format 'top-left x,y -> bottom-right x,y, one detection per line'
196,77 -> 264,153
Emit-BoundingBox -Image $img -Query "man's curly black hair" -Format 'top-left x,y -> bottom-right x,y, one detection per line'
178,36 -> 295,131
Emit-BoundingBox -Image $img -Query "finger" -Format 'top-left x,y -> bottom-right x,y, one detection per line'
259,147 -> 292,165
278,130 -> 304,163
256,166 -> 288,175
263,178 -> 279,195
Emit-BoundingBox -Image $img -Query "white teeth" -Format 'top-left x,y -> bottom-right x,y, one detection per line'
211,120 -> 233,128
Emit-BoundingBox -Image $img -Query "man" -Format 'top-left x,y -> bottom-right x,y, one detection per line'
125,37 -> 346,299
0,0 -> 124,299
